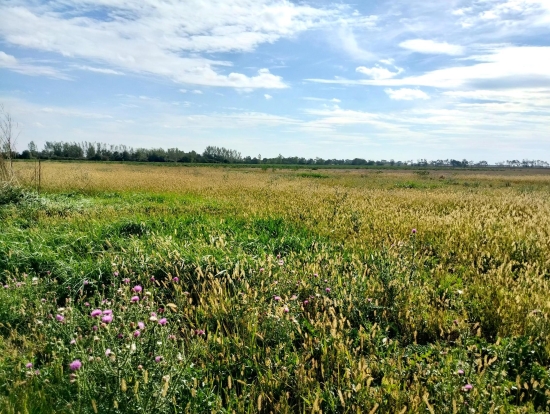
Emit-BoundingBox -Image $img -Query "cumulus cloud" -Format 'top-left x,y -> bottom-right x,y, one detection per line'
385,88 -> 430,100
356,65 -> 402,80
264,94 -> 272,100
399,39 -> 464,55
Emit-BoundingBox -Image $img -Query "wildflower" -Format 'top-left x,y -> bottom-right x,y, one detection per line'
84,302 -> 90,307
3,285 -> 8,289
155,356 -> 163,363
173,277 -> 179,283
134,330 -> 141,337
313,273 -> 318,277
56,314 -> 64,322
150,276 -> 155,282
103,309 -> 113,315
463,384 -> 473,392
131,296 -> 139,302
122,278 -> 130,284
114,271 -> 119,276
259,268 -> 264,272
138,321 -> 145,329
69,360 -> 82,371
26,362 -> 33,369
283,307 -> 289,313
133,285 -> 142,293
35,370 -> 40,375
158,318 -> 167,326
303,300 -> 309,305
325,287 -> 331,293
70,339 -> 76,345
90,309 -> 102,318
102,314 -> 113,324
412,228 -> 417,234
83,280 -> 89,285
290,295 -> 298,300
168,334 -> 176,340
195,329 -> 205,336
92,325 -> 98,331
457,369 -> 464,375
274,296 -> 281,302
278,260 -> 284,266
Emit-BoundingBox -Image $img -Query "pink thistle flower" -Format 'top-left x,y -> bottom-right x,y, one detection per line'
84,302 -> 90,306
457,369 -> 464,375
195,329 -> 205,336
69,360 -> 82,371
463,384 -> 473,392
26,362 -> 33,369
131,296 -> 139,302
325,288 -> 331,293
3,285 -> 8,289
138,321 -> 145,329
105,349 -> 112,356
83,280 -> 89,285
155,356 -> 162,363
90,309 -> 102,318
150,276 -> 155,282
283,307 -> 289,313
114,271 -> 119,276
412,228 -> 417,234
102,309 -> 113,315
313,273 -> 318,277
303,300 -> 309,305
133,330 -> 141,337
92,325 -> 98,331
56,314 -> 64,322
133,285 -> 142,293
173,277 -> 179,283
122,278 -> 130,284
259,268 -> 264,272
70,339 -> 76,345
274,296 -> 281,302
101,314 -> 113,324
158,318 -> 167,326
168,334 -> 176,340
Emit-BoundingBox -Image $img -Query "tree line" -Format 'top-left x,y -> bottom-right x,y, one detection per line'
11,140 -> 550,168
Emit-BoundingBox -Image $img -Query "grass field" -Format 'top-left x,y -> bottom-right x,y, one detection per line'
1,161 -> 550,413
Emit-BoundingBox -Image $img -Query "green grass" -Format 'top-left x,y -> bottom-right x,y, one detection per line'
1,182 -> 550,413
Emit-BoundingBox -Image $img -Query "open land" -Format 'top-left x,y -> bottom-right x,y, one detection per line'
1,162 -> 550,413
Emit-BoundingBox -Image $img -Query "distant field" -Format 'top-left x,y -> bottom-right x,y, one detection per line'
1,162 -> 550,413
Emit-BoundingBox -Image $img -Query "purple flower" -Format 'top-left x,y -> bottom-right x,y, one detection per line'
168,334 -> 176,340
123,278 -> 130,284
105,349 -> 112,356
195,329 -> 205,336
84,302 -> 90,307
158,318 -> 167,326
138,321 -> 145,329
463,384 -> 473,392
101,314 -> 113,324
69,360 -> 82,371
114,271 -> 119,277
283,307 -> 289,313
150,276 -> 155,282
134,330 -> 141,337
102,309 -> 113,315
133,285 -> 142,293
83,280 -> 89,285
90,309 -> 102,318
131,296 -> 140,302
259,268 -> 264,272
155,356 -> 162,363
26,362 -> 33,369
303,300 -> 309,305
325,288 -> 331,293
412,228 -> 417,234
56,314 -> 64,322
3,285 -> 8,289
173,277 -> 179,283
70,339 -> 76,345
457,369 -> 464,375
274,296 -> 281,302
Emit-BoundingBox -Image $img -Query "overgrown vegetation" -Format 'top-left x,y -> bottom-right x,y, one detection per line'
1,163 -> 550,413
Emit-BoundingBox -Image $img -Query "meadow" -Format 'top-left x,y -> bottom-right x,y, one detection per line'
1,161 -> 550,413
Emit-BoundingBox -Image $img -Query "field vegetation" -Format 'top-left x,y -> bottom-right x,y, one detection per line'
1,161 -> 550,413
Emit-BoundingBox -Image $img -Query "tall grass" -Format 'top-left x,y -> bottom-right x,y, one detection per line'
1,163 -> 550,412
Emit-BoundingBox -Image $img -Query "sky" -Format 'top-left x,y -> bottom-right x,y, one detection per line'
1,0 -> 550,162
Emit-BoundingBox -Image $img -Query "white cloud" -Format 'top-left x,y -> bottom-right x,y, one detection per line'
399,39 -> 464,55
73,65 -> 124,75
356,65 -> 402,80
385,88 -> 430,100
264,94 -> 272,100
192,90 -> 203,94
0,50 -> 71,79
0,0 -> 374,89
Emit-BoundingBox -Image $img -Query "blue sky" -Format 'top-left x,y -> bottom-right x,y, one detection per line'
1,0 -> 550,162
